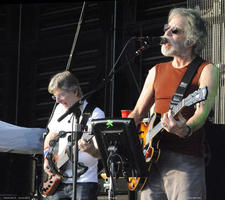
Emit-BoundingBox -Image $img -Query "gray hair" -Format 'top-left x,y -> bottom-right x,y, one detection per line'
48,71 -> 83,97
168,8 -> 207,55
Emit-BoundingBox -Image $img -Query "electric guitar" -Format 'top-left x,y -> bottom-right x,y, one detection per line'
128,86 -> 208,191
42,133 -> 91,196
42,140 -> 69,196
42,162 -> 88,196
42,173 -> 62,196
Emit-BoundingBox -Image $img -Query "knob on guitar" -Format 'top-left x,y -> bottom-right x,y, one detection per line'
42,173 -> 62,196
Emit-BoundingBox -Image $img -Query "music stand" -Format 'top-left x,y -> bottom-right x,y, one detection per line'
91,118 -> 147,199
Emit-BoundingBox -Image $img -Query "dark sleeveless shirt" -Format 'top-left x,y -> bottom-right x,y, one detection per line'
153,60 -> 209,156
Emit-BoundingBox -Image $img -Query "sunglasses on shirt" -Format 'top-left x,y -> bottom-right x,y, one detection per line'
163,24 -> 183,35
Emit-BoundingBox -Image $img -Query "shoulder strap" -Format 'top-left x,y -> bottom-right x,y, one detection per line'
77,103 -> 96,140
170,56 -> 204,109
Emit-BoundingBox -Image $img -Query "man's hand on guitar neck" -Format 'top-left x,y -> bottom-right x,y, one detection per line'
161,110 -> 191,139
78,138 -> 101,159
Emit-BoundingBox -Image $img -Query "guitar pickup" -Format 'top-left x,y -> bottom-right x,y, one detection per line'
138,131 -> 144,135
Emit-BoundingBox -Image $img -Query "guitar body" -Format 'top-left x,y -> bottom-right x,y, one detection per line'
42,173 -> 62,196
128,114 -> 162,191
42,134 -> 89,196
144,113 -> 161,164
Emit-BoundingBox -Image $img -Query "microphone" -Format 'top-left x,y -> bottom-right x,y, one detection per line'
57,100 -> 83,122
138,36 -> 168,45
135,36 -> 168,55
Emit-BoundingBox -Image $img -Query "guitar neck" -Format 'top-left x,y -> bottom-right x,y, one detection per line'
56,134 -> 94,169
149,122 -> 164,140
148,101 -> 184,140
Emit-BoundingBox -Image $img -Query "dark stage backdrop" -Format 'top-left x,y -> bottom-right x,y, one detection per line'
0,0 -> 186,128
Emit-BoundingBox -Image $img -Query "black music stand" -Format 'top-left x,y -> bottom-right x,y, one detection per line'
91,118 -> 147,200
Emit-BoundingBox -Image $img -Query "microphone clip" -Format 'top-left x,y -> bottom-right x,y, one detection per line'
136,38 -> 150,55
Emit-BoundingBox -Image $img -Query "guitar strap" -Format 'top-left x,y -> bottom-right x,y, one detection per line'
65,102 -> 96,158
169,56 -> 204,109
77,102 -> 96,140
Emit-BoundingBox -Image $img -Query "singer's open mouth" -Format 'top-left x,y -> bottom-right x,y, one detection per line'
164,42 -> 171,47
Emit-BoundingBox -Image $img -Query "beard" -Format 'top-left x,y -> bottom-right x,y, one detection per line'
161,45 -> 176,57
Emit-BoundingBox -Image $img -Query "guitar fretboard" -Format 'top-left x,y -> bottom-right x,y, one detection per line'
149,122 -> 163,140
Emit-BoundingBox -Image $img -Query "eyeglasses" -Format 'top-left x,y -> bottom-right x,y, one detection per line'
163,24 -> 183,35
51,91 -> 67,101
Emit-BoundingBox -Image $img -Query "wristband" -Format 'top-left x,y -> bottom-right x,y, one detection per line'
184,125 -> 192,139
43,147 -> 49,159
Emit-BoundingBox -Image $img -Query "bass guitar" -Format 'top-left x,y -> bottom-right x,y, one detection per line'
42,173 -> 62,196
42,137 -> 69,196
42,162 -> 88,196
128,86 -> 208,191
42,132 -> 90,196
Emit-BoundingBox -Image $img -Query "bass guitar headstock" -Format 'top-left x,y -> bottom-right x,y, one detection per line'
172,86 -> 208,115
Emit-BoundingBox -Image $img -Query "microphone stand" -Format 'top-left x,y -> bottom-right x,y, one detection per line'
56,36 -> 152,200
70,109 -> 82,200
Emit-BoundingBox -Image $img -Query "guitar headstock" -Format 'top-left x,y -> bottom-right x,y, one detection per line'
172,86 -> 208,115
184,86 -> 208,107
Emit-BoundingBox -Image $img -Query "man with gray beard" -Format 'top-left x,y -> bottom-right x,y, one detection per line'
128,8 -> 219,200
